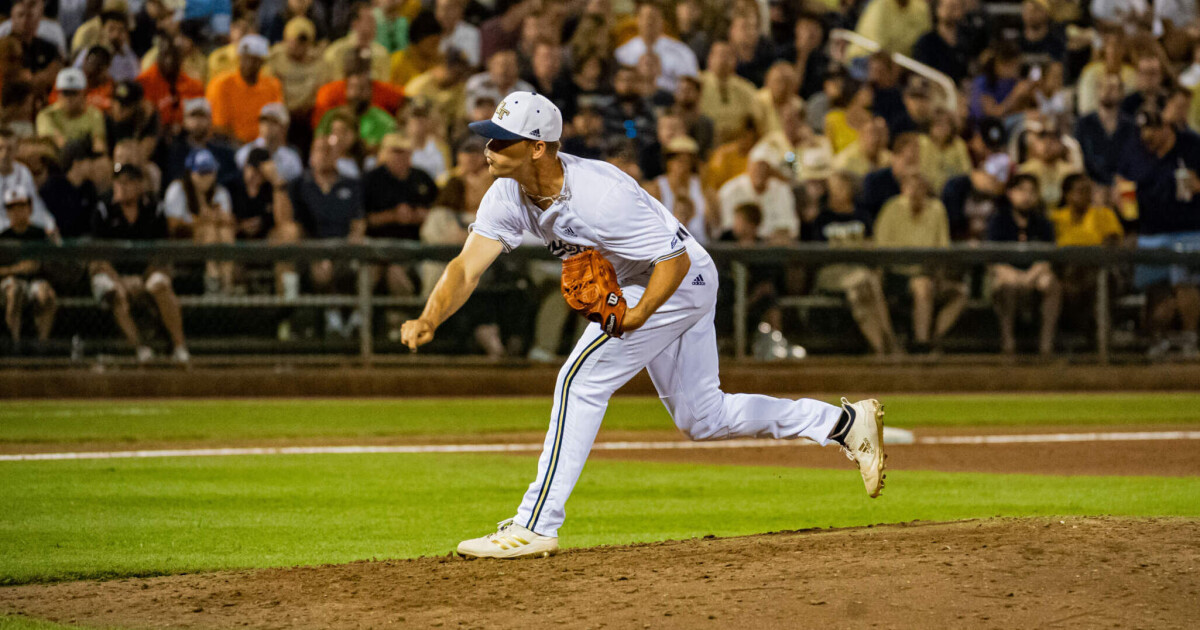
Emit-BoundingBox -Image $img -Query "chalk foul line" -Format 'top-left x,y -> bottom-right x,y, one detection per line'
1,430 -> 1198,462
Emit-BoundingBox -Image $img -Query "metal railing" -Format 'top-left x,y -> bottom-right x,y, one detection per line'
3,240 -> 1199,364
829,28 -> 959,112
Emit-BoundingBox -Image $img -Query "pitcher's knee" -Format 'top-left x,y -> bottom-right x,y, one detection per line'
672,397 -> 729,441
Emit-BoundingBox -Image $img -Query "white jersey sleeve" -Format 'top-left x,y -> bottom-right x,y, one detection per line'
468,181 -> 526,252
581,175 -> 687,266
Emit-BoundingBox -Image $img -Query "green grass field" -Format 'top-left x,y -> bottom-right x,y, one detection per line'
0,393 -> 1197,594
0,618 -> 109,630
2,393 -> 1198,444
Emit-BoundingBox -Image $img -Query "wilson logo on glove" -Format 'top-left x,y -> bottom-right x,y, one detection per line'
561,250 -> 627,338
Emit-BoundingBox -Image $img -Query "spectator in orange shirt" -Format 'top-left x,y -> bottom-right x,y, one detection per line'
311,52 -> 403,128
205,35 -> 283,143
138,43 -> 204,131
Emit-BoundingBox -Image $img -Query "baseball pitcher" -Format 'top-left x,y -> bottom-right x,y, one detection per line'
401,92 -> 886,559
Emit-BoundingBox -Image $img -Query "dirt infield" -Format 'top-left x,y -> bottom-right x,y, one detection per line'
2,517 -> 1195,629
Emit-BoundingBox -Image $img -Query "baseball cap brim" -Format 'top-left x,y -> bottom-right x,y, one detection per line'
468,119 -> 527,141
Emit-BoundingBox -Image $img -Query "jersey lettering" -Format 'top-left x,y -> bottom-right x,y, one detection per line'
547,239 -> 590,258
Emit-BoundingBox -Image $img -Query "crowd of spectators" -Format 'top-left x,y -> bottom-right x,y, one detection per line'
0,0 -> 1198,361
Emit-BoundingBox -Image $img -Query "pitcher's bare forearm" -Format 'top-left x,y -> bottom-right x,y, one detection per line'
401,234 -> 503,350
418,257 -> 480,328
624,251 -> 690,331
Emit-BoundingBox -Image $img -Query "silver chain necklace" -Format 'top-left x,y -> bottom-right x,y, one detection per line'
521,185 -> 571,206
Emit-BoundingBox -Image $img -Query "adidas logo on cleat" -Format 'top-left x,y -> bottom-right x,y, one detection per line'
691,274 -> 705,286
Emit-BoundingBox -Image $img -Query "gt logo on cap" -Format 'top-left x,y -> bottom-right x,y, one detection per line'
468,91 -> 563,143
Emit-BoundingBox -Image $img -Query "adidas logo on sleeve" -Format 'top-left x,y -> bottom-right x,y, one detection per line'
691,274 -> 705,286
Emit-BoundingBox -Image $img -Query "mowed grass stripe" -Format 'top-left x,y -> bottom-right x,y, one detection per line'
1,453 -> 1197,585
0,617 -> 119,630
1,394 -> 1199,444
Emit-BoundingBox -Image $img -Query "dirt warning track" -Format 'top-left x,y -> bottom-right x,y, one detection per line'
2,517 -> 1196,629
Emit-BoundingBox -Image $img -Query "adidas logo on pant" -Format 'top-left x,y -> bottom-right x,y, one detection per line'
691,274 -> 705,286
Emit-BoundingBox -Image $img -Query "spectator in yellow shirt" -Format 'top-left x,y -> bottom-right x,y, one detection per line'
853,0 -> 931,56
919,108 -> 972,194
1051,174 -> 1124,247
36,69 -> 105,148
699,41 -> 762,146
833,116 -> 891,178
874,173 -> 968,353
755,61 -> 803,136
388,10 -> 441,87
824,82 -> 873,154
1017,115 -> 1082,207
702,116 -> 759,191
206,36 -> 285,143
268,17 -> 330,119
1051,174 -> 1125,334
324,2 -> 391,82
404,50 -> 471,141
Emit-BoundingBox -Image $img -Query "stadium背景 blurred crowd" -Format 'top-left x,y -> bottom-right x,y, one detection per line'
0,0 -> 1198,362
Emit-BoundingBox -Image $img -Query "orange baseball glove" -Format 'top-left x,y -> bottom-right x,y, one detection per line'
561,250 -> 627,338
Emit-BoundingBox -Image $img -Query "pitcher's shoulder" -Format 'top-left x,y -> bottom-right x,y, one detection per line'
563,153 -> 637,189
479,177 -> 523,207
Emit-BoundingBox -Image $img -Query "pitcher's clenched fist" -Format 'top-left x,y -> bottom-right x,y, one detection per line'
400,318 -> 435,351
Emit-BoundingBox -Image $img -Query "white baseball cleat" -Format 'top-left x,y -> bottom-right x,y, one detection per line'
839,397 -> 887,498
457,519 -> 559,559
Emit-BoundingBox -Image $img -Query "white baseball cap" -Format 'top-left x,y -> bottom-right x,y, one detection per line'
237,34 -> 270,59
259,102 -> 290,126
3,184 -> 31,205
468,91 -> 562,142
183,97 -> 211,117
55,68 -> 86,92
748,142 -> 781,166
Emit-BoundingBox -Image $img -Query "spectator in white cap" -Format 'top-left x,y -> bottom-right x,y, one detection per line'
0,128 -> 55,235
0,182 -> 58,352
205,10 -> 256,81
717,142 -> 798,243
206,34 -> 284,143
36,68 -> 106,148
235,103 -> 303,183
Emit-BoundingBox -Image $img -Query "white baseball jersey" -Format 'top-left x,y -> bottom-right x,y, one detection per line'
470,152 -> 712,287
470,152 -> 842,538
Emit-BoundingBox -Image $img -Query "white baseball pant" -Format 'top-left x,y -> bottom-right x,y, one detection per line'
513,258 -> 843,537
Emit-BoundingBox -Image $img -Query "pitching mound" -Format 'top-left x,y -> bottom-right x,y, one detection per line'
3,517 -> 1196,629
